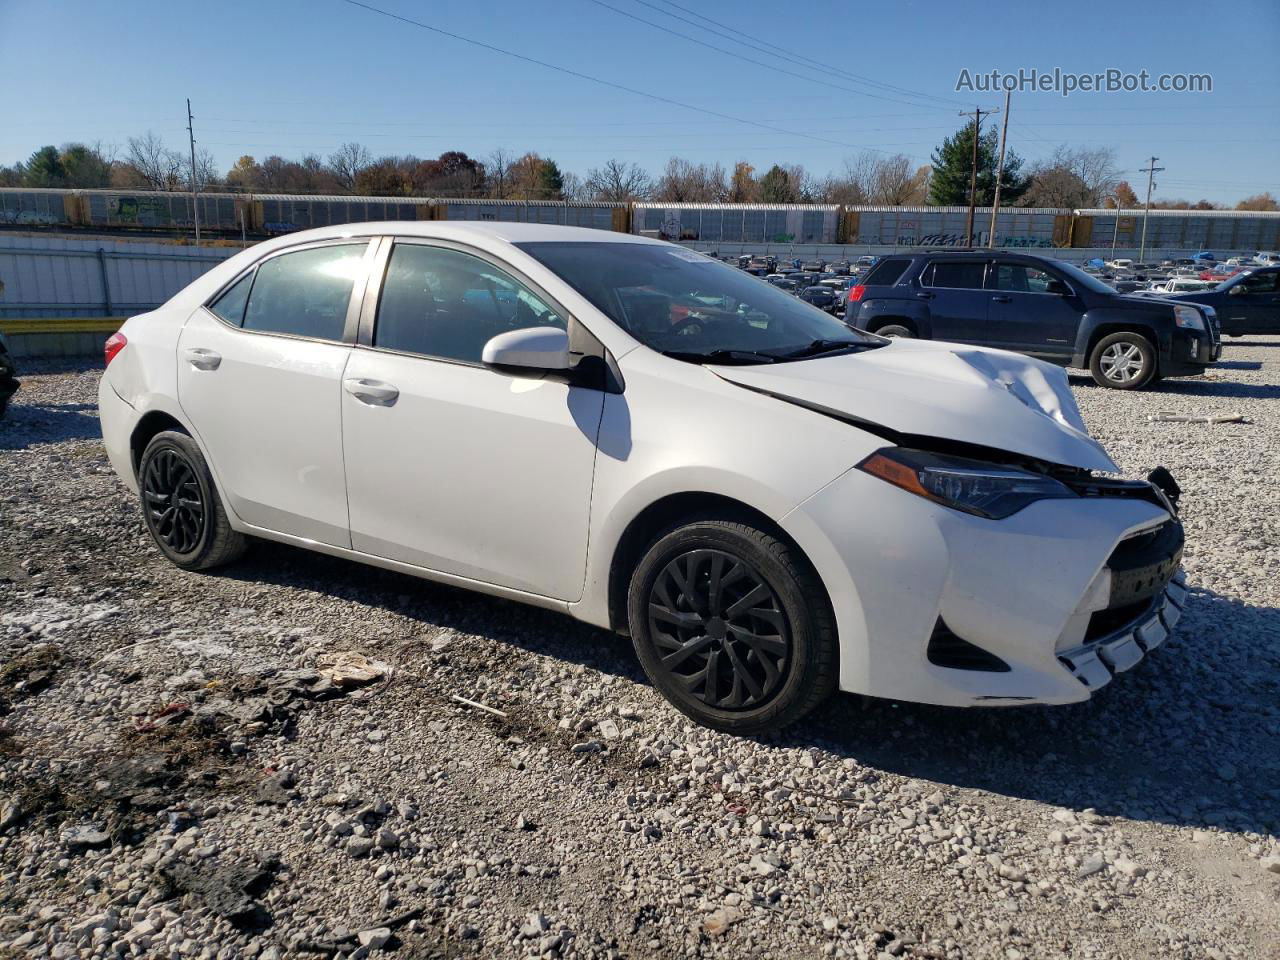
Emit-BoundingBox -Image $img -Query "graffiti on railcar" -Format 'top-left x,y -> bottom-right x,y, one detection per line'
106,196 -> 190,228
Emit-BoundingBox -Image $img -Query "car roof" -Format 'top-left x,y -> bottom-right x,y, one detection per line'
248,220 -> 666,248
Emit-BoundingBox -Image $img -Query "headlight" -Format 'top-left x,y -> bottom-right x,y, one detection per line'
1173,305 -> 1205,330
858,448 -> 1077,520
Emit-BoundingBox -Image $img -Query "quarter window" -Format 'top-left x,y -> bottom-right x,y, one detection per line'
861,258 -> 910,286
990,262 -> 1056,293
242,243 -> 368,341
374,243 -> 565,363
923,261 -> 987,289
209,271 -> 253,326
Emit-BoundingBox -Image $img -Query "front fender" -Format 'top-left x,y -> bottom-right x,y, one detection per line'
1073,310 -> 1167,367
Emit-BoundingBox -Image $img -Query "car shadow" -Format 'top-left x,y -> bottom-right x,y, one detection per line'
0,400 -> 102,449
221,541 -> 1279,840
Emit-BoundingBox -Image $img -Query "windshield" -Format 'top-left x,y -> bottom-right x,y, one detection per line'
1054,260 -> 1118,295
517,241 -> 882,363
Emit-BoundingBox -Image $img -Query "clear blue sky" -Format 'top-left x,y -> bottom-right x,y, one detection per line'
2,0 -> 1277,204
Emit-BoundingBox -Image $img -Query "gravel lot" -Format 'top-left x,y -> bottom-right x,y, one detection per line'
2,343 -> 1278,960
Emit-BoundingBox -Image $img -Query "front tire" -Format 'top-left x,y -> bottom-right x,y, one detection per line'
138,430 -> 246,571
626,519 -> 838,734
874,323 -> 915,339
1089,331 -> 1157,389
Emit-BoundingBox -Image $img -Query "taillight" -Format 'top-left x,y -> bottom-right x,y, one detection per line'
847,284 -> 866,303
104,331 -> 127,367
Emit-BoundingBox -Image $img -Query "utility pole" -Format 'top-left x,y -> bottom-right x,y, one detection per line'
1139,156 -> 1164,262
959,104 -> 999,247
987,90 -> 1011,248
1112,192 -> 1122,259
186,98 -> 201,248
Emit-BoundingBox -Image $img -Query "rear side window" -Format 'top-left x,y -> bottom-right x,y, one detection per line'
862,258 -> 910,286
923,261 -> 987,289
242,243 -> 368,341
209,271 -> 253,326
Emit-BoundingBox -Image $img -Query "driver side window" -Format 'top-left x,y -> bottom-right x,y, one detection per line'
374,243 -> 565,363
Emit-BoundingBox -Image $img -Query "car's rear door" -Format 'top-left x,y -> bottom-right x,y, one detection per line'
339,237 -> 606,601
917,259 -> 990,343
984,259 -> 1081,359
177,239 -> 374,546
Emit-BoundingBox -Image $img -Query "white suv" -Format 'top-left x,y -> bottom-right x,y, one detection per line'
99,223 -> 1187,732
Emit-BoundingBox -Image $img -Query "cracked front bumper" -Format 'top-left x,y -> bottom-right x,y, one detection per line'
1058,571 -> 1186,689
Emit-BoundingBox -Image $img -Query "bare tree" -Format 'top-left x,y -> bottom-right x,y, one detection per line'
486,147 -> 515,199
327,142 -> 372,191
584,158 -> 652,202
126,131 -> 184,190
655,157 -> 727,202
1023,145 -> 1121,208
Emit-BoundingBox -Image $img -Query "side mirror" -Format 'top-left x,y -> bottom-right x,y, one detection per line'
1045,279 -> 1071,296
482,326 -> 571,372
1227,284 -> 1247,296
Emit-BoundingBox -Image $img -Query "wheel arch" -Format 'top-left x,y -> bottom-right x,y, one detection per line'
1080,318 -> 1160,363
604,491 -> 836,645
129,409 -> 191,476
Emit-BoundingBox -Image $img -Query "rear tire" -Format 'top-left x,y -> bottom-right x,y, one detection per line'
1089,332 -> 1156,389
626,518 -> 838,734
874,323 -> 915,339
138,430 -> 246,571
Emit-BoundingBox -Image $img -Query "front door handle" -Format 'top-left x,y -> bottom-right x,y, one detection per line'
916,291 -> 934,300
991,295 -> 1012,303
343,378 -> 399,406
184,347 -> 221,370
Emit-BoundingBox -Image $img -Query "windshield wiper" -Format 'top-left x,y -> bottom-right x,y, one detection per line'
660,348 -> 780,365
778,338 -> 880,359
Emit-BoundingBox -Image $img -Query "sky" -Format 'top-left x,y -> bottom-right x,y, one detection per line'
1,0 -> 1277,205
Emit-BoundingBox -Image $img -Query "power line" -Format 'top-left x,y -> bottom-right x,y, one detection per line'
644,0 -> 967,109
588,0 -> 955,112
334,0 -> 909,156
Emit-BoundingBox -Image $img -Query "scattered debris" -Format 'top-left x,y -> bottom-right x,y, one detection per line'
159,854 -> 280,929
1148,411 -> 1247,424
317,651 -> 390,690
450,694 -> 508,718
701,906 -> 744,937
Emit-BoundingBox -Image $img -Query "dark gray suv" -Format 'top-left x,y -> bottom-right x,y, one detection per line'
845,251 -> 1220,389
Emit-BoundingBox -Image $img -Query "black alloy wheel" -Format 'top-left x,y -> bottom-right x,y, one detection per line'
138,430 -> 246,570
143,447 -> 206,555
647,548 -> 791,711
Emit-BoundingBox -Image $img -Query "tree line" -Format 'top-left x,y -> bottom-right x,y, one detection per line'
2,124 -> 1274,212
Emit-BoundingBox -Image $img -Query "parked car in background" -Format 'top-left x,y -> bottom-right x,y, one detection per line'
0,333 -> 18,419
844,251 -> 1220,389
1254,251 -> 1280,266
96,221 -> 1189,732
1169,265 -> 1280,336
768,278 -> 799,292
798,284 -> 839,312
801,259 -> 826,273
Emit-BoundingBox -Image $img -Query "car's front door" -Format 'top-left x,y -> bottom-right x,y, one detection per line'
1231,269 -> 1280,334
917,259 -> 990,343
984,260 -> 1081,359
177,240 -> 373,546
340,239 -> 606,601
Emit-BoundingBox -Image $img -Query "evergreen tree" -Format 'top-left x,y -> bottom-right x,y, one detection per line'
928,121 -> 1026,206
537,158 -> 564,200
759,164 -> 796,203
23,146 -> 65,187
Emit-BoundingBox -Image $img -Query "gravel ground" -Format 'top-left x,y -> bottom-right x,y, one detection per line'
1,345 -> 1278,960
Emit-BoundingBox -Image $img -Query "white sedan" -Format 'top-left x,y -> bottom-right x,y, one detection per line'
99,223 -> 1187,733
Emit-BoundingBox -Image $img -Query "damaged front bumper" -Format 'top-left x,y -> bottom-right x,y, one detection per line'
1058,571 -> 1186,688
781,461 -> 1187,708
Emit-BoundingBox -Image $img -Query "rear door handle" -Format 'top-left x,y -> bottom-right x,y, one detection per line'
343,378 -> 399,406
183,347 -> 221,370
991,295 -> 1012,303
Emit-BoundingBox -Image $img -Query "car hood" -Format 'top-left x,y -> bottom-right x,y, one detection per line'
710,339 -> 1118,472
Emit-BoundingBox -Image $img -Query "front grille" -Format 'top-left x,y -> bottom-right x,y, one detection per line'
927,620 -> 1011,673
